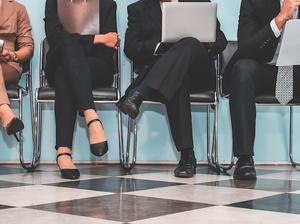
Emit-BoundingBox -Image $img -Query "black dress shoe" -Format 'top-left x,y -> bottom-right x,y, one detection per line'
234,156 -> 257,180
87,119 -> 108,157
5,117 -> 24,142
56,153 -> 80,180
174,154 -> 196,178
117,91 -> 143,119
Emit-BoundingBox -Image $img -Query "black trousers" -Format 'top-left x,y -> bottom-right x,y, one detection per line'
136,37 -> 214,151
229,59 -> 300,157
48,36 -> 113,150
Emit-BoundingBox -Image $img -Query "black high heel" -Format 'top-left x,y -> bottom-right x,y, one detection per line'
87,119 -> 108,157
56,153 -> 80,180
5,118 -> 24,142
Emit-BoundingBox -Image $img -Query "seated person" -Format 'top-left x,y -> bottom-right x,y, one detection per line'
224,0 -> 300,180
0,0 -> 34,141
118,0 -> 227,178
44,0 -> 119,179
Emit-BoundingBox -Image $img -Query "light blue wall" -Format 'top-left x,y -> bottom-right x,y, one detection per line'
2,0 -> 300,163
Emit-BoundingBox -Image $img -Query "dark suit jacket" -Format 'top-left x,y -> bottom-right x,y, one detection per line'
124,0 -> 227,72
44,0 -> 117,78
224,0 -> 282,77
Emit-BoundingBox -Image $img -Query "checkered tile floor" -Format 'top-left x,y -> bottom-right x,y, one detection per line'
0,164 -> 299,223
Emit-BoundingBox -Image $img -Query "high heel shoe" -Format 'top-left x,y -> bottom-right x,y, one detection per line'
87,118 -> 108,157
56,153 -> 80,180
5,118 -> 24,142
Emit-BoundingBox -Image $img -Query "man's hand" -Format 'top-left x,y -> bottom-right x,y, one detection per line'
94,32 -> 120,49
275,0 -> 300,30
0,49 -> 12,63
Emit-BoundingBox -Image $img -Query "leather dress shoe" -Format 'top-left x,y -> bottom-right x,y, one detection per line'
174,154 -> 196,178
117,91 -> 143,119
234,156 -> 257,180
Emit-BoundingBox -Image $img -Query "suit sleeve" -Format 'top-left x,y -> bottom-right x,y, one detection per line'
124,5 -> 159,62
44,0 -> 94,50
208,19 -> 227,56
237,0 -> 279,61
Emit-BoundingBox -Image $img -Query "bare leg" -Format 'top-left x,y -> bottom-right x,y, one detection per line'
0,63 -> 20,128
83,109 -> 107,144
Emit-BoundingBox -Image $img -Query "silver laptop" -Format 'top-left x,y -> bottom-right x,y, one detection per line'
161,2 -> 217,43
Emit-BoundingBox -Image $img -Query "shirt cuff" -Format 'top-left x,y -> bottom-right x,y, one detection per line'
270,19 -> 282,38
154,43 -> 161,55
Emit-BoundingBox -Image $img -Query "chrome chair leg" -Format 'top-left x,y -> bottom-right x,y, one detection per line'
214,103 -> 234,172
18,89 -> 40,171
119,112 -> 138,170
207,105 -> 219,172
289,106 -> 300,167
35,100 -> 43,165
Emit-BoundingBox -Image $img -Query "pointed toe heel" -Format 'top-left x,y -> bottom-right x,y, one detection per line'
6,118 -> 24,142
87,119 -> 109,157
90,141 -> 108,157
56,153 -> 80,180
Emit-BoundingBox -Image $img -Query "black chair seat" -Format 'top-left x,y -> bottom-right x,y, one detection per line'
190,90 -> 216,103
7,84 -> 22,99
256,94 -> 300,104
37,86 -> 118,101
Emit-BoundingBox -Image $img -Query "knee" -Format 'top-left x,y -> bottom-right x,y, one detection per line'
180,37 -> 204,49
231,59 -> 260,86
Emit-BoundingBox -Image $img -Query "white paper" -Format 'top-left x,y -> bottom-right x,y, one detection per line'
276,19 -> 300,66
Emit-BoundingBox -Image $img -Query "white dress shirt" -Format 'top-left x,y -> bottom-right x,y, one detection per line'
269,0 -> 299,64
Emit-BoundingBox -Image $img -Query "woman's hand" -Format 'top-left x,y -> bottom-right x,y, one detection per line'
94,32 -> 120,49
0,49 -> 11,63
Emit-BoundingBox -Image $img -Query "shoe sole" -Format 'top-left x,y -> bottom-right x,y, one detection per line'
233,175 -> 257,180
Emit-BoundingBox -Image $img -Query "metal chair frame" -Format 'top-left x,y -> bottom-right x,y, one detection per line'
8,61 -> 39,171
35,39 -> 124,165
119,56 -> 232,173
218,41 -> 300,171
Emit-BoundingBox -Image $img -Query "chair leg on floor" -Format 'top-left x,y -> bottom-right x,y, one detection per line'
119,109 -> 138,171
207,105 -> 220,174
289,106 -> 300,167
213,103 -> 234,173
35,101 -> 43,167
17,91 -> 32,171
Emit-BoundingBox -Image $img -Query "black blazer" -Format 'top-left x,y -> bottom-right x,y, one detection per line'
44,0 -> 117,78
224,0 -> 282,76
124,0 -> 227,70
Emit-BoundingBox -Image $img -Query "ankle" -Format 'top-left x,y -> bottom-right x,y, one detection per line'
83,109 -> 98,124
57,147 -> 72,154
181,149 -> 195,158
239,155 -> 252,161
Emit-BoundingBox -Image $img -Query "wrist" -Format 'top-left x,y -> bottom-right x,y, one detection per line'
94,34 -> 105,44
275,13 -> 288,30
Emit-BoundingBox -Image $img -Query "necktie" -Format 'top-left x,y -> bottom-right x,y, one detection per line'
275,7 -> 299,105
275,66 -> 293,104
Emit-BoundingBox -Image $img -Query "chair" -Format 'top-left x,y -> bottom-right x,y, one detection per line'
6,61 -> 39,171
119,58 -> 226,173
219,41 -> 300,170
35,38 -> 123,164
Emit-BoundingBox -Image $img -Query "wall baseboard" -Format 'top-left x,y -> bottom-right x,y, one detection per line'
0,160 -> 295,166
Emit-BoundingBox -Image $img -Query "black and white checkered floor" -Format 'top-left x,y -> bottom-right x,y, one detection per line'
0,164 -> 299,223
